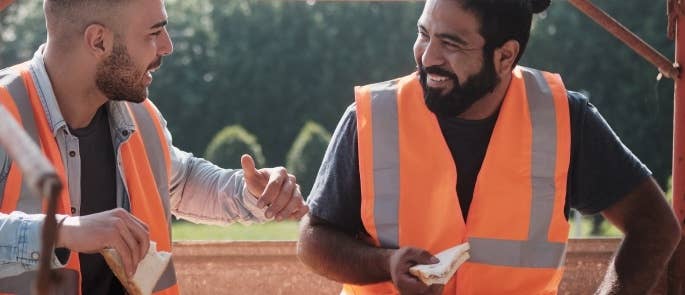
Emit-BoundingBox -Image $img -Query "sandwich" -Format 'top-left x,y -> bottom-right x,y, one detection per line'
101,241 -> 172,295
409,242 -> 470,285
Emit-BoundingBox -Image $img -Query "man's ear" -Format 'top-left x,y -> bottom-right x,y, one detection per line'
493,40 -> 520,74
83,23 -> 113,59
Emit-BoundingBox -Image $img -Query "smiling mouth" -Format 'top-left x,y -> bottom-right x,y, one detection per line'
428,74 -> 450,83
426,74 -> 453,90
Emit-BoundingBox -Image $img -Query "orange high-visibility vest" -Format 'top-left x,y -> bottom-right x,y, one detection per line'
347,66 -> 571,294
0,63 -> 179,295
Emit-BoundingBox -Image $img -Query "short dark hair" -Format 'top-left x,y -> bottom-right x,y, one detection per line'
458,0 -> 550,64
44,0 -> 131,42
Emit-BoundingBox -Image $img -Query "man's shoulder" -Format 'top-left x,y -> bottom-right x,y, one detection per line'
565,90 -> 593,124
345,102 -> 357,116
0,66 -> 24,88
566,90 -> 590,105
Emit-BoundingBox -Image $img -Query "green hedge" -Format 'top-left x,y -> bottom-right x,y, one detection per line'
286,121 -> 331,198
205,125 -> 266,169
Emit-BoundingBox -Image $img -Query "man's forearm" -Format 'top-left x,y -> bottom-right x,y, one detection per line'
597,229 -> 679,294
597,178 -> 681,294
598,214 -> 680,294
169,152 -> 269,225
297,215 -> 393,284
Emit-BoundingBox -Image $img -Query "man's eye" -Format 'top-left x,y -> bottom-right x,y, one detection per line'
151,31 -> 163,36
443,41 -> 463,51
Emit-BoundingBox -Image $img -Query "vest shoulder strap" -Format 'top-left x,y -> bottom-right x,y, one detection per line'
124,100 -> 172,223
0,66 -> 43,213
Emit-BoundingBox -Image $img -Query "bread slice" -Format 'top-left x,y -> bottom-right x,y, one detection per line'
101,241 -> 172,295
409,242 -> 470,285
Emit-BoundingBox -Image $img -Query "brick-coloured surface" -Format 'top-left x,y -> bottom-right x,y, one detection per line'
172,239 -> 620,295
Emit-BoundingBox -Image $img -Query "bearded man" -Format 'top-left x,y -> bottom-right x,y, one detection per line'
0,0 -> 308,294
296,0 -> 680,294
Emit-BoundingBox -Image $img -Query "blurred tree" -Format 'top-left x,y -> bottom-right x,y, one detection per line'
667,175 -> 673,204
0,0 -> 675,193
154,0 -> 422,167
286,121 -> 331,198
0,1 -> 46,66
205,125 -> 266,169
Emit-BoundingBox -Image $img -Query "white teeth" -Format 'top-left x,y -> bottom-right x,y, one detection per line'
428,74 -> 448,82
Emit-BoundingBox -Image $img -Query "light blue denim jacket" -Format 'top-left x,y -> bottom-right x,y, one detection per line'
0,46 -> 271,278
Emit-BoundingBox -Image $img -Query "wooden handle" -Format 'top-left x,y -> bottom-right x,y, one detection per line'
0,105 -> 59,197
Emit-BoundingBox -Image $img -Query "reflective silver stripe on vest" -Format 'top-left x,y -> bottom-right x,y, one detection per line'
127,102 -> 171,227
468,67 -> 566,268
369,80 -> 401,248
126,102 -> 177,291
0,71 -> 44,212
155,259 -> 177,292
0,268 -> 79,294
368,69 -> 566,268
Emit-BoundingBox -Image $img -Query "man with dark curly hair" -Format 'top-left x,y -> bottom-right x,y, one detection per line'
297,0 -> 681,294
0,1 -> 308,294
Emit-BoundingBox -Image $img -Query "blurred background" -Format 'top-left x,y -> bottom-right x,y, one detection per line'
0,0 -> 674,239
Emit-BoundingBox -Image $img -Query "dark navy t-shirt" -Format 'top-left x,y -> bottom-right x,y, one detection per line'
70,106 -> 125,295
307,91 -> 652,235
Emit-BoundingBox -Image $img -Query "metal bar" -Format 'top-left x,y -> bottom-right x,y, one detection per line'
568,0 -> 679,79
0,106 -> 62,295
668,7 -> 685,293
0,0 -> 13,12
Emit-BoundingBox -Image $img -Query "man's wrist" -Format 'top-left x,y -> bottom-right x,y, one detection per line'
55,214 -> 70,248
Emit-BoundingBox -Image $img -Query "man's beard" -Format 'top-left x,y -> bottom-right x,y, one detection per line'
95,42 -> 161,103
419,51 -> 500,117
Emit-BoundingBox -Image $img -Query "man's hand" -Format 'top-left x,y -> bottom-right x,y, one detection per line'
240,154 -> 308,220
57,208 -> 150,277
389,247 -> 444,295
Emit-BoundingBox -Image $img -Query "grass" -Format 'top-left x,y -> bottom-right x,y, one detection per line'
172,215 -> 623,241
171,220 -> 300,241
568,213 -> 623,238
171,177 -> 672,241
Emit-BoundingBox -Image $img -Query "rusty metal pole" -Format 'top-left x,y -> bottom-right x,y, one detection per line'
0,0 -> 13,12
568,0 -> 679,79
669,4 -> 685,293
0,106 -> 63,295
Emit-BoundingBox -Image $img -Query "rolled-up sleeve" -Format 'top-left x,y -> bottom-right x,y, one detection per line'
0,212 -> 65,278
151,107 -> 271,225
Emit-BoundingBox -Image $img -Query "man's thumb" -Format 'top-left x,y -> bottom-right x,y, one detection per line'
241,154 -> 258,179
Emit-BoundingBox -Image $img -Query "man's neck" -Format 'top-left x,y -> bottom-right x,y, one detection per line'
43,44 -> 107,129
457,74 -> 512,121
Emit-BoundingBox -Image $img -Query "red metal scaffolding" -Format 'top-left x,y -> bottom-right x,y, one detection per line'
669,0 -> 685,292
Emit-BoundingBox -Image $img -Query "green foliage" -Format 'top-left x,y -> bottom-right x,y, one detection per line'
0,0 -> 675,188
286,121 -> 332,197
666,175 -> 673,204
152,0 -> 422,166
0,1 -> 46,66
172,220 -> 299,241
205,125 -> 266,169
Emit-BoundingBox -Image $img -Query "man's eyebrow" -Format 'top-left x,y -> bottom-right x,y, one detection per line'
418,24 -> 427,32
150,20 -> 168,30
417,24 -> 469,46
